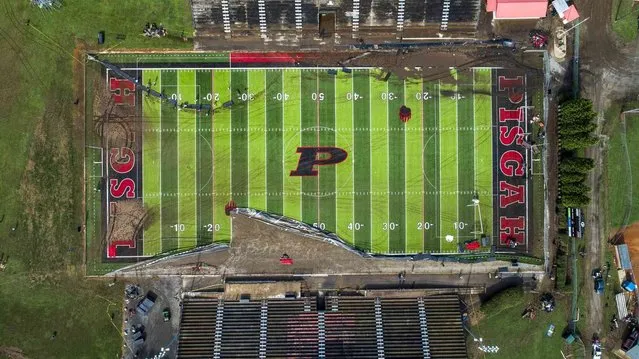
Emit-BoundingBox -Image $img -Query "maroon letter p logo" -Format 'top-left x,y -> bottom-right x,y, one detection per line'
290,147 -> 348,176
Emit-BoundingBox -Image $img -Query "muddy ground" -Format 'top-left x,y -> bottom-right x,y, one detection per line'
125,214 -> 543,277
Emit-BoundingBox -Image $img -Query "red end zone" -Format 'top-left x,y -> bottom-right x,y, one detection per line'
494,71 -> 531,250
105,76 -> 143,259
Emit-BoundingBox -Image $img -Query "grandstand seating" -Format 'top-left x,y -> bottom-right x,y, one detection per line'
191,0 -> 480,39
177,294 -> 468,358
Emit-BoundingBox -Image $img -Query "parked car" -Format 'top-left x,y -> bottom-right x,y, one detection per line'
546,324 -> 555,337
594,278 -> 604,294
592,344 -> 602,359
592,339 -> 602,359
622,329 -> 639,351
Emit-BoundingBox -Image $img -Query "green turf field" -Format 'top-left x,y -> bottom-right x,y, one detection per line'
136,67 -> 495,254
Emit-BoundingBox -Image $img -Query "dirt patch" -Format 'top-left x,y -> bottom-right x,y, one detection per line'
0,347 -> 28,359
92,80 -> 138,151
223,281 -> 302,300
108,200 -> 149,244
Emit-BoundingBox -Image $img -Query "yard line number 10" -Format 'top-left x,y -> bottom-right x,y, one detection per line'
170,224 -> 221,232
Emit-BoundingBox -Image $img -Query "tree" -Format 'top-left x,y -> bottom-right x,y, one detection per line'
559,171 -> 587,186
559,157 -> 595,173
558,122 -> 597,137
560,135 -> 599,150
561,193 -> 590,208
559,99 -> 596,125
560,182 -> 591,196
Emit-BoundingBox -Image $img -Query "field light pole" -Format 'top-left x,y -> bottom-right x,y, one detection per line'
621,108 -> 639,120
463,325 -> 482,343
557,17 -> 590,39
468,197 -> 484,235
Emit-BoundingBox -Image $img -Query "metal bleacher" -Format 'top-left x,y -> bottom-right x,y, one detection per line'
178,295 -> 468,359
325,297 -> 378,358
191,0 -> 480,42
177,297 -> 219,359
381,297 -> 424,358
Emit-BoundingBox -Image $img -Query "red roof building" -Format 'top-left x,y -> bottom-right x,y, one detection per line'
552,0 -> 580,24
487,0 -> 548,20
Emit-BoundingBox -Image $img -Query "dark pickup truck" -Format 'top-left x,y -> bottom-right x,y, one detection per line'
136,293 -> 156,316
622,329 -> 639,351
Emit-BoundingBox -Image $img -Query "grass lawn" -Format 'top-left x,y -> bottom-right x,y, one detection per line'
605,104 -> 639,229
0,271 -> 124,359
0,0 -> 193,356
611,0 -> 639,43
469,288 -> 577,358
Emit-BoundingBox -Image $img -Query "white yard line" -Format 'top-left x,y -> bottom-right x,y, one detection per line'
158,71 -> 163,254
194,71 -> 198,247
438,81 -> 442,253
299,70 -> 303,220
404,79 -> 408,254
351,72 -> 355,244
385,79 -> 390,254
419,79 -> 425,253
229,69 -> 234,241
369,72 -> 373,252
473,69 -> 477,240
177,69 -> 181,251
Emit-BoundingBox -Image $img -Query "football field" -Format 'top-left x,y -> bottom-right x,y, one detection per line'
131,67 -> 500,255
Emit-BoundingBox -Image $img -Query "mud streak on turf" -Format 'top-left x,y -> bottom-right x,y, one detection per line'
387,74 -> 406,253
457,78 -> 476,241
353,70 -> 372,251
265,70 -> 284,214
423,81 -> 440,252
231,70 -> 249,207
160,70 -> 178,252
196,70 -> 213,246
319,71 -> 336,233
301,70 -> 318,225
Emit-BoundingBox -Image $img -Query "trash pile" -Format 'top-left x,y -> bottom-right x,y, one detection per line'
521,306 -> 536,320
144,23 -> 167,38
540,293 -> 555,313
125,284 -> 142,300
